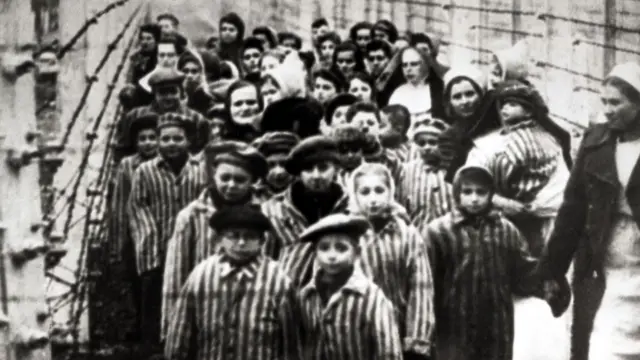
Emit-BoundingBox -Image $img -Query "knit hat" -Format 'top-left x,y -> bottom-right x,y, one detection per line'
495,79 -> 547,116
157,112 -> 196,136
242,36 -> 265,54
299,213 -> 370,244
148,67 -> 185,89
443,64 -> 485,96
452,165 -> 495,204
325,94 -> 358,125
413,120 -> 448,139
209,204 -> 272,233
285,135 -> 340,175
252,131 -> 300,157
606,61 -> 640,95
313,68 -> 348,92
261,97 -> 323,139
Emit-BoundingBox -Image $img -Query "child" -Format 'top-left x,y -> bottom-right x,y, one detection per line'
345,101 -> 382,136
424,165 -> 542,360
323,93 -> 358,134
333,125 -> 383,189
297,213 -> 403,360
346,163 -> 433,360
164,205 -> 301,360
252,131 -> 300,201
128,112 -> 206,349
397,122 -> 453,224
379,104 -> 412,163
161,142 -> 267,338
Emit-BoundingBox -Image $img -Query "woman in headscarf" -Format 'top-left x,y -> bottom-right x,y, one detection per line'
224,80 -> 263,142
177,50 -> 214,116
217,12 -> 245,69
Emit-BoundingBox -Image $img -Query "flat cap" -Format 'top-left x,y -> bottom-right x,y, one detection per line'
157,112 -> 196,135
285,135 -> 339,175
252,131 -> 300,157
148,67 -> 185,88
206,142 -> 268,179
299,214 -> 370,243
209,204 -> 273,233
261,97 -> 324,139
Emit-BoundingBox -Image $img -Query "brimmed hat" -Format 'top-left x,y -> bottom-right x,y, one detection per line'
299,214 -> 370,244
205,141 -> 268,179
209,204 -> 272,233
285,135 -> 340,175
157,112 -> 196,136
148,68 -> 185,89
252,131 -> 300,157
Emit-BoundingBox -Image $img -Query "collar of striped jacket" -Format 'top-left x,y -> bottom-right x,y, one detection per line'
301,264 -> 369,299
193,188 -> 263,213
219,254 -> 263,280
451,208 -> 501,227
156,154 -> 201,169
500,119 -> 537,135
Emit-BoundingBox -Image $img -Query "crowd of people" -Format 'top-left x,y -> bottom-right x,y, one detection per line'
106,9 -> 640,360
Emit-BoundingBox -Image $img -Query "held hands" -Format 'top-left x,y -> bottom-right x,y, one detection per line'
542,277 -> 572,318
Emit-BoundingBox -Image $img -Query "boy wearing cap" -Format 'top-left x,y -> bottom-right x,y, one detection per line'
251,131 -> 300,201
164,205 -> 301,360
424,165 -> 541,360
262,135 -> 349,286
114,67 -> 210,164
397,120 -> 453,225
297,213 -> 403,360
127,112 -> 206,347
162,141 -> 268,338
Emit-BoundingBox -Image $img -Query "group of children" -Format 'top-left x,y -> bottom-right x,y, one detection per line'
107,10 -> 574,360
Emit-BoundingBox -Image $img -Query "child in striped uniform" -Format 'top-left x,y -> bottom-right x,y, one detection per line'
251,131 -> 300,202
379,104 -> 412,164
397,121 -> 453,225
262,135 -> 349,287
127,112 -> 207,348
161,142 -> 268,339
424,165 -> 542,360
164,205 -> 301,360
297,213 -> 403,360
346,163 -> 434,360
334,125 -> 380,189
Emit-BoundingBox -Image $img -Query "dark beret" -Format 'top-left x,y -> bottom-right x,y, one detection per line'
148,68 -> 185,88
299,214 -> 370,244
242,36 -> 265,53
178,50 -> 201,70
209,205 -> 273,233
285,135 -> 339,175
261,98 -> 324,139
252,131 -> 300,157
207,143 -> 268,179
325,93 -> 358,124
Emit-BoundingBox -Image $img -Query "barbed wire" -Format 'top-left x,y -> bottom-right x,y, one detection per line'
57,0 -> 131,60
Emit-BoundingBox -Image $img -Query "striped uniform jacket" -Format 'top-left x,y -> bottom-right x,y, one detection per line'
358,216 -> 434,356
164,254 -> 301,360
298,266 -> 403,360
114,104 -> 210,163
127,156 -> 206,274
487,120 -> 560,203
108,153 -> 148,259
161,188 -> 263,338
385,143 -> 412,165
397,159 -> 454,223
424,210 -> 540,360
261,184 -> 349,261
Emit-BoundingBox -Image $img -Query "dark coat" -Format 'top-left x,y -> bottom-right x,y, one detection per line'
537,124 -> 640,360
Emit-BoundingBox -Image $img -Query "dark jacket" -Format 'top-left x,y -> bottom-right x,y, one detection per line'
537,124 -> 640,360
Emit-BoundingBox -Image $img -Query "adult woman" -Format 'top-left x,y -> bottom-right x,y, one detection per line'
332,41 -> 366,80
224,80 -> 263,142
317,32 -> 341,70
538,61 -> 640,360
348,72 -> 378,104
218,12 -> 245,69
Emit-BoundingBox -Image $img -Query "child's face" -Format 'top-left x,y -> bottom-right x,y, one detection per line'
313,76 -> 338,104
300,160 -> 337,193
335,50 -> 357,78
458,180 -> 491,215
349,78 -> 373,102
449,79 -> 481,118
265,153 -> 292,191
331,105 -> 350,127
220,227 -> 263,262
349,111 -> 380,136
355,174 -> 391,217
136,128 -> 158,158
316,234 -> 358,275
413,132 -> 440,162
260,55 -> 280,75
500,100 -> 531,125
158,126 -> 189,160
260,78 -> 282,107
338,143 -> 363,170
242,48 -> 262,75
213,162 -> 254,202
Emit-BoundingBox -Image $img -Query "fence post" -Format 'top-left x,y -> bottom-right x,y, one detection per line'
603,0 -> 616,75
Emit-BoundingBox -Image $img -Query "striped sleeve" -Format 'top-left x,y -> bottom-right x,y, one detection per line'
127,167 -> 157,272
278,280 -> 304,360
164,271 -> 198,360
161,207 -> 195,340
403,226 -> 435,355
108,159 -> 133,260
372,289 -> 404,360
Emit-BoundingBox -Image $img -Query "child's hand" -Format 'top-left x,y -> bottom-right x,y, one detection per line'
542,278 -> 572,317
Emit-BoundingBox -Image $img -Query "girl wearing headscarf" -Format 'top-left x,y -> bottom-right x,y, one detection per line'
217,12 -> 245,69
346,162 -> 433,360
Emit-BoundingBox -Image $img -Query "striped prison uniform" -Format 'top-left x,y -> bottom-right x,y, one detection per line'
487,120 -> 560,204
385,142 -> 411,165
424,210 -> 541,360
358,216 -> 434,356
298,266 -> 403,360
164,254 -> 302,360
397,159 -> 453,224
261,184 -> 349,263
127,156 -> 206,274
108,153 -> 147,260
161,188 -> 263,338
113,104 -> 210,163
